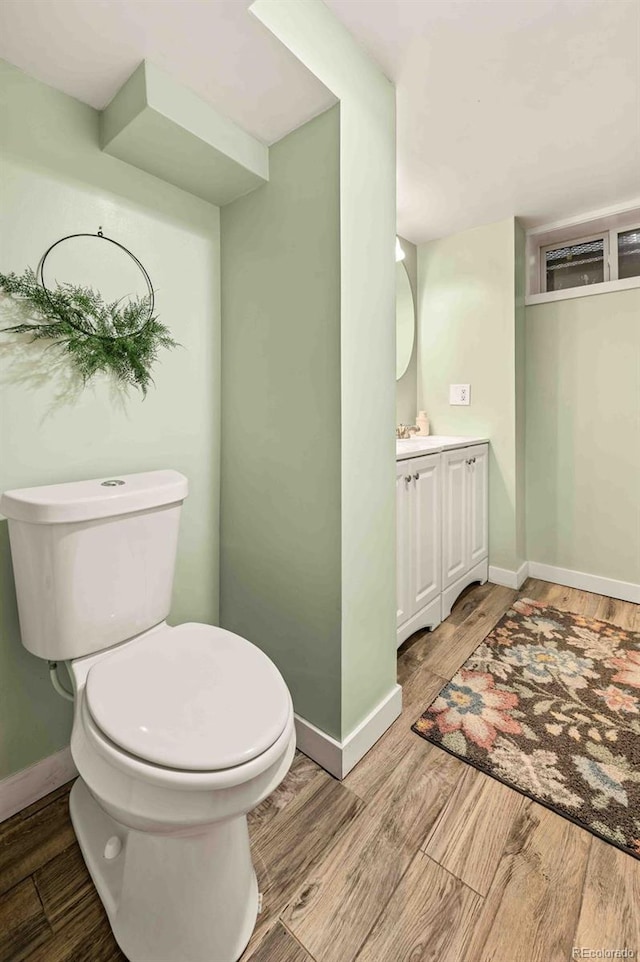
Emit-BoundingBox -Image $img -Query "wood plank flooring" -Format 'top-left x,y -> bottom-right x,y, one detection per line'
1,578 -> 639,962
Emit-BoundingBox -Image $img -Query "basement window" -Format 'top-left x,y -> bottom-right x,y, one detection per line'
540,226 -> 640,293
527,209 -> 640,302
542,234 -> 607,292
618,228 -> 640,279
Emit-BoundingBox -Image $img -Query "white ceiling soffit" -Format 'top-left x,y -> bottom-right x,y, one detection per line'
0,0 -> 335,146
326,0 -> 640,244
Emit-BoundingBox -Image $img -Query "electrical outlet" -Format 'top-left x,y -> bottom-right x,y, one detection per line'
450,384 -> 470,406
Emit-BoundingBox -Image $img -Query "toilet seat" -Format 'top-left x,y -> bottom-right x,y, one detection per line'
85,622 -> 290,772
78,693 -> 295,793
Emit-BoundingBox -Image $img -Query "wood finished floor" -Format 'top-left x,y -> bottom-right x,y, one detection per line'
2,578 -> 640,962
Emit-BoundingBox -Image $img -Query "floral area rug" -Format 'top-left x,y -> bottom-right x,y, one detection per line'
412,598 -> 640,859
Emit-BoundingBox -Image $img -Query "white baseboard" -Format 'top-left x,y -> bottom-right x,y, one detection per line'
489,559 -> 640,603
294,684 -> 402,780
489,562 -> 529,590
527,562 -> 640,605
0,746 -> 77,823
294,715 -> 343,778
341,685 -> 403,776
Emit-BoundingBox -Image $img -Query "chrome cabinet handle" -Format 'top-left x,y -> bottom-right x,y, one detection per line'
413,473 -> 419,481
404,475 -> 412,483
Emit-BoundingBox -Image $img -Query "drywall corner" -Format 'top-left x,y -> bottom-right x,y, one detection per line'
515,218 -> 527,567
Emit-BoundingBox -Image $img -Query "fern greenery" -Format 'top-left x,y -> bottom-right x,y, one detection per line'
0,268 -> 177,396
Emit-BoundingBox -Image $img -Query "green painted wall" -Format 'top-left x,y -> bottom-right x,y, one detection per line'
220,106 -> 343,737
241,0 -> 398,739
396,237 -> 418,426
526,288 -> 640,585
417,217 -> 524,572
0,60 -> 221,778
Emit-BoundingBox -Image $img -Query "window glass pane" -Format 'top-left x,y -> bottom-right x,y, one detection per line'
545,239 -> 604,291
618,228 -> 640,279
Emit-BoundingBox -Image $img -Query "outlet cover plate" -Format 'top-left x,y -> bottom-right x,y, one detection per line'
450,384 -> 470,405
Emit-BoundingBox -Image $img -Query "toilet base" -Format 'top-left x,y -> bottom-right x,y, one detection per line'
70,779 -> 259,962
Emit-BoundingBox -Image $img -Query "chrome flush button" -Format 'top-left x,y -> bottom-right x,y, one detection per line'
101,479 -> 126,487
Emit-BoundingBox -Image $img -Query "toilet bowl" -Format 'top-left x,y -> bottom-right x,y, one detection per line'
69,622 -> 295,962
0,471 -> 295,962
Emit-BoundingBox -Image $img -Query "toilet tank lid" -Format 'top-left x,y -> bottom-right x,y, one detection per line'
0,470 -> 188,524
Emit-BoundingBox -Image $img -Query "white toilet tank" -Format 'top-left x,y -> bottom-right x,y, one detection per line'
0,470 -> 188,661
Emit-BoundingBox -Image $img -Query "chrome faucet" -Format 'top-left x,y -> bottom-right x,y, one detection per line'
396,424 -> 420,440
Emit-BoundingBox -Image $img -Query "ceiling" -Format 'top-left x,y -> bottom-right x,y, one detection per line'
1,0 -> 638,244
326,0 -> 640,242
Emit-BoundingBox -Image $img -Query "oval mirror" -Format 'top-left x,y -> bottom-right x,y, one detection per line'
396,260 -> 415,380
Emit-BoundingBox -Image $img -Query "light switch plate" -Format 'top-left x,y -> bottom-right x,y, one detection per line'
450,384 -> 470,405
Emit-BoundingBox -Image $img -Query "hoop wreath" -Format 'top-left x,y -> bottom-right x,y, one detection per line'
0,228 -> 177,395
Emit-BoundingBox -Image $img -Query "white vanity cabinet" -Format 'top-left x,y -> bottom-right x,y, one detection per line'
441,443 -> 489,619
396,453 -> 442,647
396,439 -> 489,647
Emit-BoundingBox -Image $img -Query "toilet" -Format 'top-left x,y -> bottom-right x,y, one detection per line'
0,470 -> 296,962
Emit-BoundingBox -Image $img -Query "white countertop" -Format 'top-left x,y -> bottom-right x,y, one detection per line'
396,435 -> 488,461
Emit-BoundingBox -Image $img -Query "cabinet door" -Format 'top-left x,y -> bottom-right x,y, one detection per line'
410,454 -> 442,614
396,462 -> 412,628
467,443 -> 489,566
442,447 -> 468,589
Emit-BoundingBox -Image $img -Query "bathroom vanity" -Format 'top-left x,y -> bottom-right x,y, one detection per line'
396,436 -> 489,647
